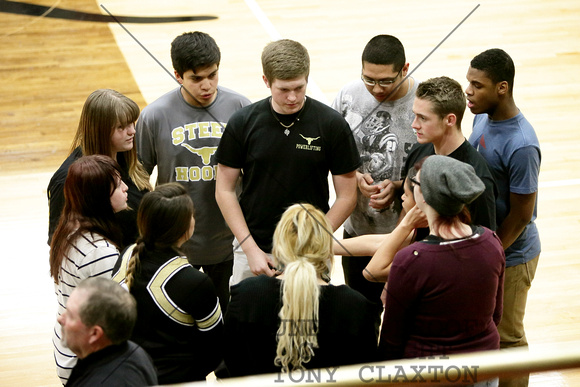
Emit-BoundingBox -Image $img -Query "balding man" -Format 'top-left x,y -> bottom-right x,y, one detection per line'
57,278 -> 157,386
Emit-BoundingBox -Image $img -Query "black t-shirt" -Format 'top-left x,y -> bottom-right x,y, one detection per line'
216,97 -> 361,252
403,140 -> 498,230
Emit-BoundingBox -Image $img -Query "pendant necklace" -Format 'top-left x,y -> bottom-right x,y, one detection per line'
270,97 -> 306,136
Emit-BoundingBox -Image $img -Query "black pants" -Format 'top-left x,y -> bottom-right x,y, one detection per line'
342,229 -> 385,336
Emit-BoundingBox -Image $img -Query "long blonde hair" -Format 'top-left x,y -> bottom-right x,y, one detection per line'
71,89 -> 151,191
271,203 -> 334,372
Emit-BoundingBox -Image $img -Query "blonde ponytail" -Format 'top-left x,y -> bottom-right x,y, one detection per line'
272,203 -> 334,372
275,259 -> 320,372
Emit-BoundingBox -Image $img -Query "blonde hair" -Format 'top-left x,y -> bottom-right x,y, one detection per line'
272,203 -> 334,372
71,89 -> 151,191
261,39 -> 310,83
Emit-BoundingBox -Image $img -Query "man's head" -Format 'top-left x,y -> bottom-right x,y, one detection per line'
262,39 -> 309,84
411,76 -> 466,145
262,39 -> 310,114
361,35 -> 409,102
57,278 -> 137,359
465,48 -> 515,115
171,31 -> 221,106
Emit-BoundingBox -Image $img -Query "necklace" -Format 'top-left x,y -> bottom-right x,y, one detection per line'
270,97 -> 306,136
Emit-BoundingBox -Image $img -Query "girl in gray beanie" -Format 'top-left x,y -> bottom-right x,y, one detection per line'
379,155 -> 505,387
417,155 -> 485,236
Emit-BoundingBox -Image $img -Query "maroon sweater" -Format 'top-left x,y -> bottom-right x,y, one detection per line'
379,226 -> 505,360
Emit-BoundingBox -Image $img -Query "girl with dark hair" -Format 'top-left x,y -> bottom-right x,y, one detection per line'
48,89 -> 151,248
379,156 -> 504,386
224,204 -> 377,377
50,154 -> 128,384
113,183 -> 223,384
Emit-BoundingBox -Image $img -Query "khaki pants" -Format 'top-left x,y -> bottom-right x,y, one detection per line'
498,254 -> 540,348
497,254 -> 540,387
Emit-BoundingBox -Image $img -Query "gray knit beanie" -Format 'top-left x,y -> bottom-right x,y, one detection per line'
420,155 -> 485,216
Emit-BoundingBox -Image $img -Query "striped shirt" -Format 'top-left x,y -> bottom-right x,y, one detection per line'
52,232 -> 119,385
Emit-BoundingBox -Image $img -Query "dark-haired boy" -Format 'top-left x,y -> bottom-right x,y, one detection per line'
136,31 -> 251,312
466,49 -> 541,385
332,35 -> 418,321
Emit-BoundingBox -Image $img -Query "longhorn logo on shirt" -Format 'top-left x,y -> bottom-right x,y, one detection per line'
296,134 -> 322,151
181,144 -> 218,165
299,134 -> 320,145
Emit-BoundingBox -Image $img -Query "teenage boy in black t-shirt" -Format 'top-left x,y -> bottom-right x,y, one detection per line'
215,39 -> 361,285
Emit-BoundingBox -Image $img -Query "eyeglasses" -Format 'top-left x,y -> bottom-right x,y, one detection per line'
409,176 -> 421,190
361,67 -> 403,87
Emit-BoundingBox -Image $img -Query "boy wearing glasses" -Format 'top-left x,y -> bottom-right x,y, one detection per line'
332,35 -> 418,325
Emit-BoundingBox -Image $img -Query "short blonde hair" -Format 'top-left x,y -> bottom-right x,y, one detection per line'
261,39 -> 310,83
272,203 -> 334,372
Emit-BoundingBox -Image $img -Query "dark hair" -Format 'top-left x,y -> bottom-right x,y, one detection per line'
405,166 -> 417,192
362,35 -> 406,71
125,183 -> 194,289
262,39 -> 310,83
171,31 -> 221,77
78,277 -> 137,344
416,76 -> 466,127
50,155 -> 124,282
470,48 -> 515,94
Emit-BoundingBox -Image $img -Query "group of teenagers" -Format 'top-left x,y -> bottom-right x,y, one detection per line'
47,31 -> 540,387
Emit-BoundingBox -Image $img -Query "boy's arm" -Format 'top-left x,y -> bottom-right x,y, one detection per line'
326,171 -> 357,231
497,145 -> 540,249
215,164 -> 276,276
496,191 -> 536,250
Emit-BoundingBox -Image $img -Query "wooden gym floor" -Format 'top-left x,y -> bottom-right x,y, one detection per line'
0,0 -> 579,385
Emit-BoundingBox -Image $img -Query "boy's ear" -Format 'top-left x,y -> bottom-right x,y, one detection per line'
497,80 -> 509,96
445,113 -> 457,127
262,75 -> 270,88
175,70 -> 183,85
